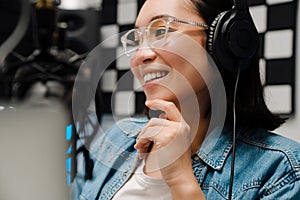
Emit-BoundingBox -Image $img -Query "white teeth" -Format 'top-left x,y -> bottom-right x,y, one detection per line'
151,73 -> 156,79
143,71 -> 168,83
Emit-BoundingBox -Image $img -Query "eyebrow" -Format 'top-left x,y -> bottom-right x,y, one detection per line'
150,14 -> 173,21
134,14 -> 173,28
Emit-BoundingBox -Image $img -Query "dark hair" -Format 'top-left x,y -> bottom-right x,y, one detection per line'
191,0 -> 286,131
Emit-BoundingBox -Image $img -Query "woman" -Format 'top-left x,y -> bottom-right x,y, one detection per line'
72,0 -> 300,199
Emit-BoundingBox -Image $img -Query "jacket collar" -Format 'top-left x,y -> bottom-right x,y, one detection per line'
118,117 -> 239,171
116,117 -> 149,138
196,125 -> 234,170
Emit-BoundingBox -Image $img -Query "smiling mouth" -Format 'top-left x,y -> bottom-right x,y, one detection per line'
143,71 -> 169,83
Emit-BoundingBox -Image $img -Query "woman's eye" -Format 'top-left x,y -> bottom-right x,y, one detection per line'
155,28 -> 167,37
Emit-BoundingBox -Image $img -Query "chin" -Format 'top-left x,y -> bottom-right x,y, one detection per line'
145,89 -> 177,103
146,82 -> 194,102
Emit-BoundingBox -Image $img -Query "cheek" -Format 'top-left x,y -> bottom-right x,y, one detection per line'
160,50 -> 204,80
158,50 -> 208,93
130,57 -> 142,80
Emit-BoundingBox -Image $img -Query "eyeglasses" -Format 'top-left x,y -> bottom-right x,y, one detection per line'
121,15 -> 209,56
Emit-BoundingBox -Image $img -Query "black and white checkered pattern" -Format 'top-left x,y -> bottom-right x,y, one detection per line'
99,0 -> 145,117
249,0 -> 297,115
99,0 -> 297,116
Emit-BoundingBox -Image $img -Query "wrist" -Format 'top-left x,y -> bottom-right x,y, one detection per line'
166,169 -> 205,199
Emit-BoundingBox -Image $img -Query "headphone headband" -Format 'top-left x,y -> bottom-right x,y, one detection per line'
233,0 -> 247,11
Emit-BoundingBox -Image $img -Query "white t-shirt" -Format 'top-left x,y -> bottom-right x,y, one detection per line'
112,160 -> 172,200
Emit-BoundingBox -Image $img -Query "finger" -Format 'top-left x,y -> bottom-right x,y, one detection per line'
135,125 -> 164,148
137,117 -> 168,138
138,122 -> 183,149
135,119 -> 171,159
134,140 -> 152,159
135,118 -> 168,152
145,99 -> 182,122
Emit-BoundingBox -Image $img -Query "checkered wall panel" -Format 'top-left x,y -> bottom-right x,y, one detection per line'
99,0 -> 298,116
249,0 -> 297,115
99,0 -> 145,117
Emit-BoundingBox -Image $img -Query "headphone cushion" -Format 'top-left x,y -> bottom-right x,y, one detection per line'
207,11 -> 228,57
207,11 -> 235,71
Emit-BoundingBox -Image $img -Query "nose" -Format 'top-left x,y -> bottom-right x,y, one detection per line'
133,43 -> 157,65
130,35 -> 158,80
130,44 -> 157,78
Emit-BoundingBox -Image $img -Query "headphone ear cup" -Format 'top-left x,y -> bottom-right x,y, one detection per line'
207,9 -> 259,72
207,11 -> 236,72
225,15 -> 259,60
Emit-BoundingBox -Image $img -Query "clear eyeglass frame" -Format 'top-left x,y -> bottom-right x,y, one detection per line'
121,15 -> 209,56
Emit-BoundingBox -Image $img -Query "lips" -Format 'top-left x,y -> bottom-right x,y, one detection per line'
143,71 -> 169,83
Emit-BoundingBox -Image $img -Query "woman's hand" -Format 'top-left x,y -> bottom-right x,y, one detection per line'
134,99 -> 205,199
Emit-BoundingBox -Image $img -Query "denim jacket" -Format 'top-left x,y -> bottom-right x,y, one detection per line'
71,116 -> 300,200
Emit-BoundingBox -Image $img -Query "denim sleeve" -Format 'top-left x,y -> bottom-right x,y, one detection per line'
260,178 -> 300,199
70,153 -> 89,200
70,174 -> 86,200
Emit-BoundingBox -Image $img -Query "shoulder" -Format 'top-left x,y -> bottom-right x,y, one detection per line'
73,117 -> 148,200
89,116 -> 149,154
237,128 -> 300,195
89,116 -> 148,172
239,128 -> 300,166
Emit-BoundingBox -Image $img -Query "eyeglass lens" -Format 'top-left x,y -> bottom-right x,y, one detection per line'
123,18 -> 170,56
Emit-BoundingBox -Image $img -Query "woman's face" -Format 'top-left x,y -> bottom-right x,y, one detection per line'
130,0 -> 211,106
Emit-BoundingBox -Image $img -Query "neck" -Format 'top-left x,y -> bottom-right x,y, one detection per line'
176,91 -> 211,155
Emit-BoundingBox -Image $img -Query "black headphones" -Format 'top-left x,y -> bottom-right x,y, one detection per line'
207,0 -> 259,72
